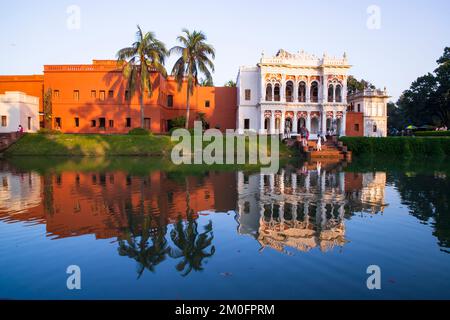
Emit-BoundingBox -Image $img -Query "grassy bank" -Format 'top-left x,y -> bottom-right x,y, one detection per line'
340,136 -> 450,157
4,134 -> 174,156
4,133 -> 296,159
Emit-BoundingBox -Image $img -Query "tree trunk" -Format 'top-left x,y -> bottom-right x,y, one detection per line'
185,88 -> 190,130
139,91 -> 144,128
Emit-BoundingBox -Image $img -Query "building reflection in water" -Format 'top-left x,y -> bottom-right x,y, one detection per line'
237,161 -> 388,254
0,160 -> 390,276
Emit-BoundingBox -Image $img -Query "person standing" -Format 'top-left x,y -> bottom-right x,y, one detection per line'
17,125 -> 24,134
317,134 -> 322,151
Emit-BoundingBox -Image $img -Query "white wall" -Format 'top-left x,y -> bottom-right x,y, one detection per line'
0,91 -> 39,133
237,67 -> 261,133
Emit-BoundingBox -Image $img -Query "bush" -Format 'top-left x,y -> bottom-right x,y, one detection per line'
415,131 -> 450,137
37,128 -> 62,135
340,137 -> 450,158
128,128 -> 151,135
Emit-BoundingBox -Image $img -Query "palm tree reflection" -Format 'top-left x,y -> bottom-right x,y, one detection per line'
118,214 -> 170,278
169,212 -> 216,277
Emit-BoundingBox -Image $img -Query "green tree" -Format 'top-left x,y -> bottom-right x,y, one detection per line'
224,80 -> 236,87
347,76 -> 375,94
117,25 -> 167,128
396,47 -> 450,127
397,73 -> 439,126
434,47 -> 450,126
170,29 -> 215,129
387,102 -> 406,130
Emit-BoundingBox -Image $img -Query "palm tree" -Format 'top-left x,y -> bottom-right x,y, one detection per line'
170,29 -> 215,129
199,77 -> 214,87
224,80 -> 236,87
117,25 -> 167,128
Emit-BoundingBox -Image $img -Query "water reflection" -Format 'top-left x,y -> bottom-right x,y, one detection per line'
1,157 -> 449,280
236,161 -> 388,253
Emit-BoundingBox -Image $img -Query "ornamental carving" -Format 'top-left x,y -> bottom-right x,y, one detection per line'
326,111 -> 334,119
264,110 -> 272,118
274,110 -> 282,119
285,111 -> 294,119
265,73 -> 282,82
336,111 -> 344,119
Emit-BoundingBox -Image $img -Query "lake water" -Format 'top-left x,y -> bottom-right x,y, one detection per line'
0,157 -> 449,300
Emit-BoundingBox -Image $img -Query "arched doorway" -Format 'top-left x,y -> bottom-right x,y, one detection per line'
336,118 -> 342,135
285,118 -> 293,132
297,118 -> 306,133
264,118 -> 270,131
275,118 -> 281,132
326,118 -> 333,133
311,118 -> 319,134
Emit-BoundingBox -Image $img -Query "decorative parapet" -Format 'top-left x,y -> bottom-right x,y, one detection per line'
44,60 -> 124,72
260,49 -> 350,68
348,88 -> 390,100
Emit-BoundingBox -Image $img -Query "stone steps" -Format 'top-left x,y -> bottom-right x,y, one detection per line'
0,132 -> 24,153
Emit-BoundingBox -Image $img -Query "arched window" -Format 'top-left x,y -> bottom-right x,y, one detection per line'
274,84 -> 281,101
335,84 -> 342,103
373,124 -> 377,133
298,82 -> 306,102
310,82 -> 319,103
266,84 -> 273,101
286,81 -> 294,102
328,85 -> 334,102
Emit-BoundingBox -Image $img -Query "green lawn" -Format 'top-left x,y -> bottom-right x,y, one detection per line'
4,134 -> 174,156
4,133 -> 296,160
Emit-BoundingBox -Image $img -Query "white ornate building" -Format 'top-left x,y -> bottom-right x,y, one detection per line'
237,49 -> 351,139
347,89 -> 390,137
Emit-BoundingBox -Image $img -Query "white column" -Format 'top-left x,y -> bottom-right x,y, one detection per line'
343,79 -> 348,104
293,82 -> 298,102
321,111 -> 327,135
281,76 -> 286,103
293,112 -> 298,133
281,112 -> 286,136
306,83 -> 311,103
260,111 -> 266,134
306,112 -> 311,133
270,114 -> 275,134
322,76 -> 328,104
341,112 -> 346,136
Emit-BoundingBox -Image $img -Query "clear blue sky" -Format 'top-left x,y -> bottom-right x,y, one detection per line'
0,0 -> 449,101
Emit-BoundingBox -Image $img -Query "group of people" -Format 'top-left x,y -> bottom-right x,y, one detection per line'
284,125 -> 332,152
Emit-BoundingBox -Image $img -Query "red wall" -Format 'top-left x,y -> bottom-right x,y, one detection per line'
346,112 -> 364,137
